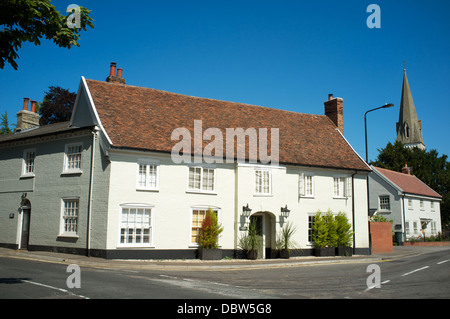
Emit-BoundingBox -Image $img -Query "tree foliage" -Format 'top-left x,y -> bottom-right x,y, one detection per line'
335,212 -> 354,247
0,0 -> 94,70
371,141 -> 450,228
0,111 -> 13,134
198,208 -> 223,249
312,211 -> 329,248
38,86 -> 76,125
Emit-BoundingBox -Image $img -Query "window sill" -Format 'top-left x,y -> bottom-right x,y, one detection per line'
254,193 -> 273,197
116,245 -> 155,249
186,190 -> 217,195
300,195 -> 315,199
136,188 -> 159,192
61,170 -> 83,176
19,173 -> 35,179
333,196 -> 348,199
57,234 -> 79,239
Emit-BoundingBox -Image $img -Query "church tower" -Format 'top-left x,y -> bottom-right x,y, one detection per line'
396,69 -> 425,150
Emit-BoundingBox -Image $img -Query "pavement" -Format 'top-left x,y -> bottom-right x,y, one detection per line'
1,246 -> 448,271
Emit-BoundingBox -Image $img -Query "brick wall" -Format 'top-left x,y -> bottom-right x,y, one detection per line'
370,222 -> 393,254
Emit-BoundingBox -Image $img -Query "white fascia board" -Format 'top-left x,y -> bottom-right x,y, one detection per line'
335,128 -> 372,172
80,76 -> 113,146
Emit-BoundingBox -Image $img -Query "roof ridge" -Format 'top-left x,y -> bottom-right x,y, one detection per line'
84,78 -> 324,119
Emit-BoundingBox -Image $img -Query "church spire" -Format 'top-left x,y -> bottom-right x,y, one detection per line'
396,68 -> 425,150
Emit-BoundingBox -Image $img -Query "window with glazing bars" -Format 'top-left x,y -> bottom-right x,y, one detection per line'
188,167 -> 215,191
138,163 -> 158,189
63,199 -> 79,234
66,145 -> 82,170
24,150 -> 36,174
255,169 -> 271,194
120,207 -> 152,245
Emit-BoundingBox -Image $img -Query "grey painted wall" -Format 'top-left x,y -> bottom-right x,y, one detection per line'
0,129 -> 111,254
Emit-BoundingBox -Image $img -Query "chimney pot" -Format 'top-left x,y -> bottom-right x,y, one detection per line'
23,97 -> 30,111
328,94 -> 334,101
110,62 -> 117,77
117,68 -> 123,78
30,100 -> 37,113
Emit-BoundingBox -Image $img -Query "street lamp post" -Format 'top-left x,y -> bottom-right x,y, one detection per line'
364,103 -> 394,163
364,103 -> 394,255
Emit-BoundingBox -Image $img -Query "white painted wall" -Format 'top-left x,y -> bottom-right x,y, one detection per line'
404,196 -> 442,238
105,150 -> 370,253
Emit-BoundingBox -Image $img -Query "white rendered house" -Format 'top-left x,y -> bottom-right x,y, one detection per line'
0,63 -> 372,259
369,165 -> 442,242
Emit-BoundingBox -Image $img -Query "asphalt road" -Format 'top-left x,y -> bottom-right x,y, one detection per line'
1,248 -> 449,300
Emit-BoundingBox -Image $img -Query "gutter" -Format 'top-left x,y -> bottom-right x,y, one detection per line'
401,194 -> 406,243
86,126 -> 99,257
351,171 -> 357,252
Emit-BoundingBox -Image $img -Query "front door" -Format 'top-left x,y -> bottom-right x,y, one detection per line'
250,215 -> 263,259
21,209 -> 31,250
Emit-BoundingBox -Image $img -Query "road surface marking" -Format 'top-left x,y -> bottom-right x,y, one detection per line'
22,279 -> 89,299
401,266 -> 429,277
437,260 -> 450,265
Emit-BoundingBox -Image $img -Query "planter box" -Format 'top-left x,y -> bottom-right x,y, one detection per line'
336,246 -> 353,257
198,248 -> 222,260
315,247 -> 335,257
279,249 -> 290,259
247,250 -> 258,260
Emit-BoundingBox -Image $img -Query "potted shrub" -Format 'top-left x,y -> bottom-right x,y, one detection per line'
312,211 -> 335,257
324,210 -> 338,250
246,218 -> 262,260
335,212 -> 354,256
276,222 -> 297,259
198,208 -> 224,260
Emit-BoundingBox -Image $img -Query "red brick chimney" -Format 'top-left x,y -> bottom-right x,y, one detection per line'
402,162 -> 412,175
106,62 -> 126,84
324,94 -> 344,135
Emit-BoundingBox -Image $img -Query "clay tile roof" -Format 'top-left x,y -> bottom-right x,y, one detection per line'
374,166 -> 441,199
86,79 -> 370,171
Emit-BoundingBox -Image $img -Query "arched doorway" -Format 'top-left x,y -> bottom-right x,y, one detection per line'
19,198 -> 31,250
249,211 -> 275,259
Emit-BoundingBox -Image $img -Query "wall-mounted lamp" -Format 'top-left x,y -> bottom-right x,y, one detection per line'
280,205 -> 290,218
242,204 -> 252,218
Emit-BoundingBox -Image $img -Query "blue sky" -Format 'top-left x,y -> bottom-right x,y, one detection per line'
1,0 -> 449,162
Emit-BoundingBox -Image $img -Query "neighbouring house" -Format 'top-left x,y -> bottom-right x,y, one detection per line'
0,62 -> 372,259
368,165 -> 442,242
